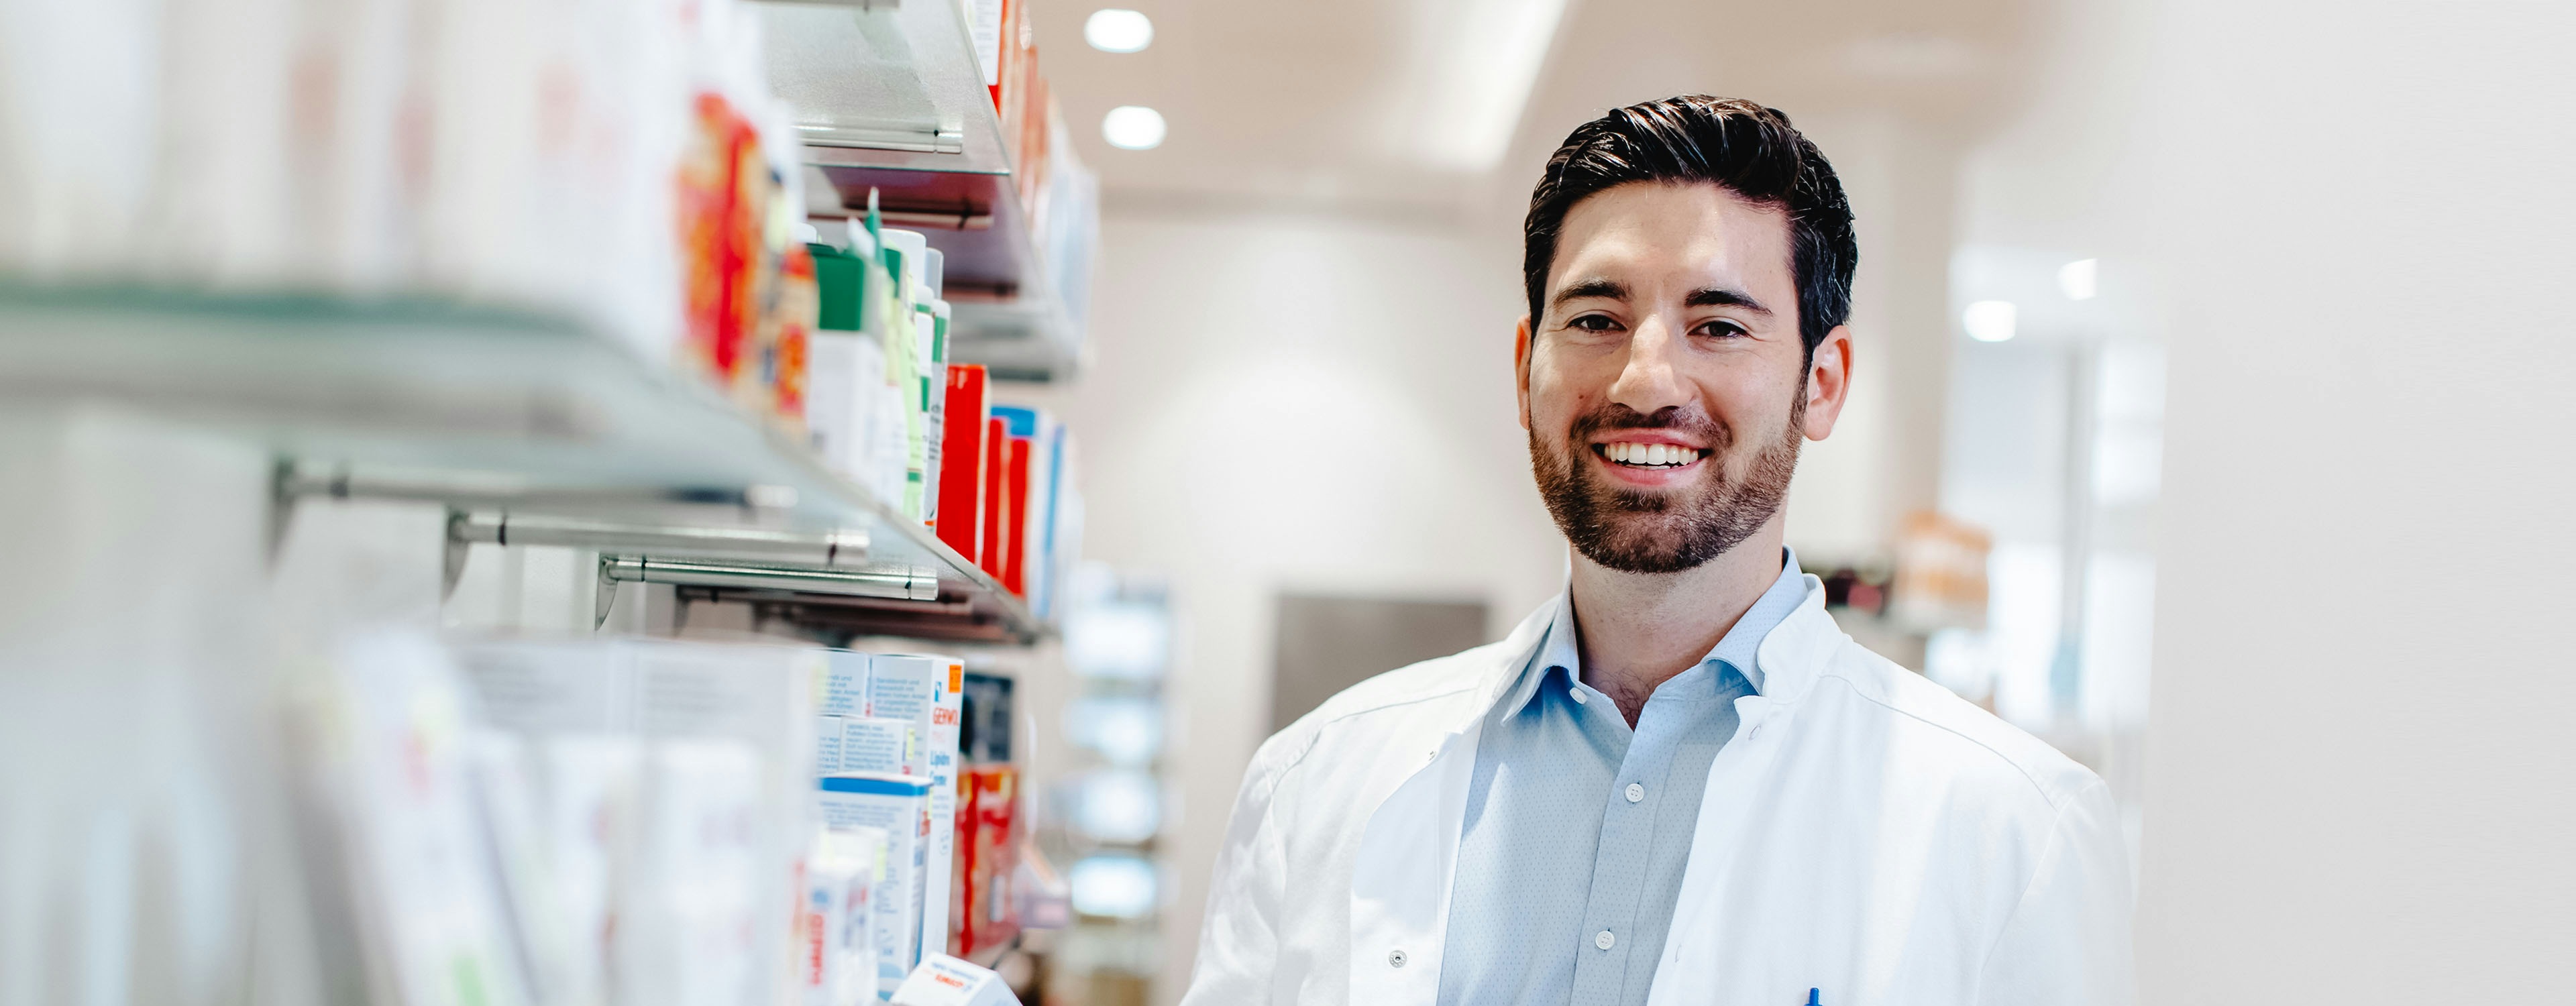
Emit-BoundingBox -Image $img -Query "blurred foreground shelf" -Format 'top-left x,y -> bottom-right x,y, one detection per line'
0,284 -> 1040,644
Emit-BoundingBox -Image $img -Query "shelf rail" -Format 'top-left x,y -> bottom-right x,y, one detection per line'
597,554 -> 938,610
449,512 -> 871,566
433,512 -> 939,627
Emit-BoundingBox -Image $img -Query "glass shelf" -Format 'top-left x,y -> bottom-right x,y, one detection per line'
0,283 -> 1040,644
758,0 -> 1005,172
761,0 -> 1087,382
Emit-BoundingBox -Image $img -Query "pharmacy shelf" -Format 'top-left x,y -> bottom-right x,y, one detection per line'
763,0 -> 1087,382
0,284 -> 1040,644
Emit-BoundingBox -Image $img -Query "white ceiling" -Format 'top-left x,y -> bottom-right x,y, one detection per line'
1032,0 -> 2042,217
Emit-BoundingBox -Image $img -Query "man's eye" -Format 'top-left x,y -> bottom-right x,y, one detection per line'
1568,315 -> 1620,333
1695,321 -> 1749,339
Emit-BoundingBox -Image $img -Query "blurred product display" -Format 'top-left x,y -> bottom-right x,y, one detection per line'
0,0 -> 1093,1003
1038,567 -> 1173,999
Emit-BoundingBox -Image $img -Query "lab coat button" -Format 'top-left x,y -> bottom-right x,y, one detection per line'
1624,783 -> 1645,803
1388,949 -> 1408,968
1595,930 -> 1616,950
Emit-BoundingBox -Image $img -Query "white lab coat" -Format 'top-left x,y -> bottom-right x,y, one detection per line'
1181,580 -> 2133,1005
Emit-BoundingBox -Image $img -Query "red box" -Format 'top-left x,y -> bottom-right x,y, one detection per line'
1000,435 -> 1032,597
978,418 -> 1009,581
951,765 -> 1020,957
935,365 -> 990,562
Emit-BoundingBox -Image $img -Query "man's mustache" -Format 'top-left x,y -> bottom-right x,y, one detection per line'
1566,404 -> 1731,447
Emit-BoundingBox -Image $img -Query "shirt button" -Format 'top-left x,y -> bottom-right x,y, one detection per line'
1595,930 -> 1616,951
1625,782 -> 1646,803
1569,687 -> 1589,705
1388,949 -> 1408,968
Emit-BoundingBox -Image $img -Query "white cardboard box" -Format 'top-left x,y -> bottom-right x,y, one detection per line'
816,773 -> 934,997
864,655 -> 963,960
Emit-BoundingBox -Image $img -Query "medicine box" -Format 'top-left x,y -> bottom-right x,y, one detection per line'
864,655 -> 963,960
816,773 -> 934,997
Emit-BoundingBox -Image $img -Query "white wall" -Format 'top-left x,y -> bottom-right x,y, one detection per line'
1964,1 -> 2576,1001
1790,112 -> 1965,561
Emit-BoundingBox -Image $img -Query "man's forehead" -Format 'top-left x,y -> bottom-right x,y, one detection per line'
1549,182 -> 1794,295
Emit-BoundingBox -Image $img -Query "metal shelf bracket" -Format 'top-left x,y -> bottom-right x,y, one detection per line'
593,554 -> 939,628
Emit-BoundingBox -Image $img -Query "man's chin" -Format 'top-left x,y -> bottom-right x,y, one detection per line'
1570,515 -> 1718,574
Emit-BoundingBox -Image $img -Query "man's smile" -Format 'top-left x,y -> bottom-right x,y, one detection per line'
1591,440 -> 1709,469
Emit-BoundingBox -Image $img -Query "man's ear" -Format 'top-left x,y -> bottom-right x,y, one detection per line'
1802,325 -> 1855,441
1514,317 -> 1535,431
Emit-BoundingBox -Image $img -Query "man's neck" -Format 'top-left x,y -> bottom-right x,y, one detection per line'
1569,520 -> 1786,727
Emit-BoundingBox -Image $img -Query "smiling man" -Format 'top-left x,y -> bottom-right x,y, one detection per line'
1181,97 -> 2133,1006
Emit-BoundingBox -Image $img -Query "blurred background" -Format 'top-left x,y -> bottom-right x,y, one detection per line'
1,1 -> 2569,1006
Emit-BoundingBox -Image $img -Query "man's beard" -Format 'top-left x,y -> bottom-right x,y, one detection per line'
1529,392 -> 1804,574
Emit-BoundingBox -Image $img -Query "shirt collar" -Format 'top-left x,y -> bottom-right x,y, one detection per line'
1501,547 -> 1809,714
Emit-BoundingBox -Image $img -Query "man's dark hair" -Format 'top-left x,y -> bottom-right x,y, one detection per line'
1523,96 -> 1858,360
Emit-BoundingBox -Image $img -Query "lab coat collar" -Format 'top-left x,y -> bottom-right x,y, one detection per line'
1461,600 -> 1560,728
1746,577 -> 1837,706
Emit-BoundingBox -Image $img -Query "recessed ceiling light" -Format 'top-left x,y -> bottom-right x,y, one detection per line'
1964,300 -> 2018,343
1102,105 -> 1166,150
2057,258 -> 2099,300
1085,9 -> 1153,53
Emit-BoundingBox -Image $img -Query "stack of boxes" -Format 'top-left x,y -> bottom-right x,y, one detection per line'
810,652 -> 979,997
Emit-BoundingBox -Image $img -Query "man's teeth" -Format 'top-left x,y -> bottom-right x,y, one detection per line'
1601,442 -> 1703,467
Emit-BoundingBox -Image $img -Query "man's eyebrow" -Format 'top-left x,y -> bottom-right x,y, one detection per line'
1551,278 -> 1627,309
1686,286 -> 1772,315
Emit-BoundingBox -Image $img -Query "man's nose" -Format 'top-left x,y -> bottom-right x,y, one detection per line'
1608,317 -> 1690,416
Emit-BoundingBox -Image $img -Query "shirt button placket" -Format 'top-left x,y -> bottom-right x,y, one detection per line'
1595,929 -> 1616,951
1624,782 -> 1645,803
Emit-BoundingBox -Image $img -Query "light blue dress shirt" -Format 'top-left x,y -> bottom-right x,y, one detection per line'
1436,549 -> 1811,1006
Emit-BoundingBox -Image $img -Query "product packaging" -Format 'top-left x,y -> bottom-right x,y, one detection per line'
935,364 -> 992,562
990,406 -> 1059,600
889,953 -> 1020,1006
877,227 -> 930,518
865,655 -> 965,975
953,671 -> 1018,956
979,416 -> 1009,581
953,765 -> 1020,958
815,773 -> 935,997
308,630 -> 533,1006
541,735 -> 646,1006
647,738 -> 770,1006
455,636 -> 824,1006
957,672 -> 1014,765
999,433 -> 1030,595
807,825 -> 889,1006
